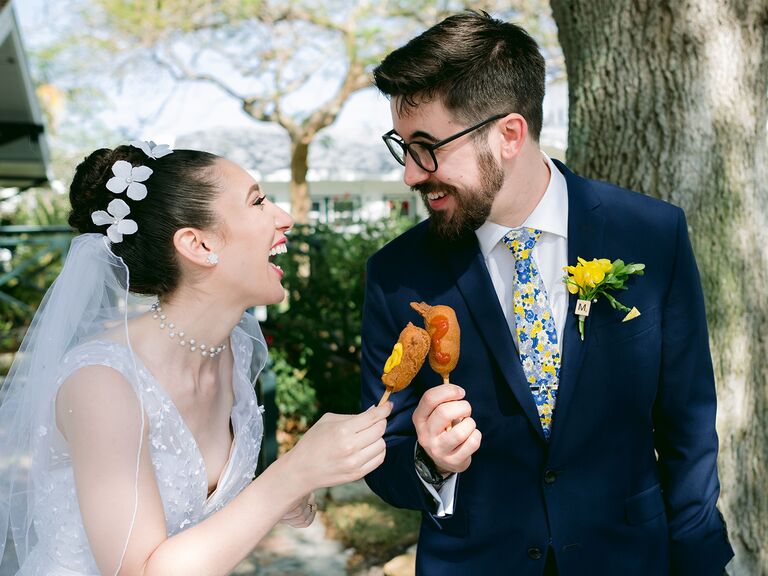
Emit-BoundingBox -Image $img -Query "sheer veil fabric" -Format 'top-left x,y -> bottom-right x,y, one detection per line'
0,234 -> 268,574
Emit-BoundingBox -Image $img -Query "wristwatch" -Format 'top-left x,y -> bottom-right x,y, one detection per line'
415,443 -> 450,490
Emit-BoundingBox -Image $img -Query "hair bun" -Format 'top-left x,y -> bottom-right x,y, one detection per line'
68,148 -> 117,234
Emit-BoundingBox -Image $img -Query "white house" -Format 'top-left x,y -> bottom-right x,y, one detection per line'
175,79 -> 568,226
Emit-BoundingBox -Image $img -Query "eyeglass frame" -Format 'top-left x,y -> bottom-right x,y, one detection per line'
382,112 -> 511,173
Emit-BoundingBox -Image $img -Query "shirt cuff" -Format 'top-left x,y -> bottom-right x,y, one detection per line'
419,472 -> 457,517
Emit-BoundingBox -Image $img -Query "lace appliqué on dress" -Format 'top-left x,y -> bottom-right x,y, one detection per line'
18,327 -> 263,575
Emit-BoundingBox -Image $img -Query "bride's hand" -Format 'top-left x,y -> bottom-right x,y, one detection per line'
280,492 -> 316,528
285,402 -> 392,492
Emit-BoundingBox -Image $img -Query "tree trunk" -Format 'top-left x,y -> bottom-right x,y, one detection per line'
289,138 -> 312,225
549,1 -> 768,574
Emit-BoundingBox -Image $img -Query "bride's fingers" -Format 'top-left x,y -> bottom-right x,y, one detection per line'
352,435 -> 387,470
285,493 -> 316,527
282,493 -> 312,521
286,498 -> 316,528
282,506 -> 304,521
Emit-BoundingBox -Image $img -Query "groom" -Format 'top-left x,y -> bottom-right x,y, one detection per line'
360,11 -> 734,576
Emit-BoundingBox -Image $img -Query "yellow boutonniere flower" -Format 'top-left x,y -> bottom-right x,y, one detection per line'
563,258 -> 645,340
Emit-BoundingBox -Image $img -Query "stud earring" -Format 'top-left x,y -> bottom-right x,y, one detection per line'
206,253 -> 219,265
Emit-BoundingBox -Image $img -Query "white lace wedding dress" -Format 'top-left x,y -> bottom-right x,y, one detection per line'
17,327 -> 264,576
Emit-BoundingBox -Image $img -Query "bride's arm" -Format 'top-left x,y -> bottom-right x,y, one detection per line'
57,366 -> 390,576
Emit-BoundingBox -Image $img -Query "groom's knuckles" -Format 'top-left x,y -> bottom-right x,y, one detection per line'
417,384 -> 464,418
434,400 -> 471,422
448,430 -> 480,465
449,417 -> 476,442
456,430 -> 481,468
426,401 -> 470,437
468,428 -> 482,452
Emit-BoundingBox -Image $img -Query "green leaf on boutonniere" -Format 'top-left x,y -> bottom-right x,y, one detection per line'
563,257 -> 646,340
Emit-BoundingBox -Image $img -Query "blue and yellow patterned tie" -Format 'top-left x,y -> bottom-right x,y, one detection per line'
502,228 -> 561,439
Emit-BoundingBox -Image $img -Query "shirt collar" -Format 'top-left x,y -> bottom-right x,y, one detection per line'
475,153 -> 569,258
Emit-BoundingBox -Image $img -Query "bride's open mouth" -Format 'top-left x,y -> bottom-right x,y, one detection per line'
269,240 -> 287,277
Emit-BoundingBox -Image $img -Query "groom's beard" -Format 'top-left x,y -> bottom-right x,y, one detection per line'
415,148 -> 504,242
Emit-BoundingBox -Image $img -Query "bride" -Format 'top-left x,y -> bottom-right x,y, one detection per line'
0,142 -> 391,575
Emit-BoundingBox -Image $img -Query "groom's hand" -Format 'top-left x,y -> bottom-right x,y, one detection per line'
412,384 -> 481,475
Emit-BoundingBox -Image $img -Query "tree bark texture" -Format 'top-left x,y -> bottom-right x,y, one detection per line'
290,139 -> 312,225
549,1 -> 768,574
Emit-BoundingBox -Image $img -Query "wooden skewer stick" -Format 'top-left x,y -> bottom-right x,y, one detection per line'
444,374 -> 453,429
443,373 -> 467,431
378,387 -> 392,407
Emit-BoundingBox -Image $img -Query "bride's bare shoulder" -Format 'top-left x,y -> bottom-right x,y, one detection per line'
56,357 -> 145,442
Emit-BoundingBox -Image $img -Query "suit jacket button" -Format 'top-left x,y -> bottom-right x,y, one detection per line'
527,547 -> 543,560
543,470 -> 557,484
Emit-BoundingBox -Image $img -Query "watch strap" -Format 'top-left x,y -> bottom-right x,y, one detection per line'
415,443 -> 449,489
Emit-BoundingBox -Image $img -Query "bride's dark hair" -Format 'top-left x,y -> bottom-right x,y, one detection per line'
68,145 -> 220,297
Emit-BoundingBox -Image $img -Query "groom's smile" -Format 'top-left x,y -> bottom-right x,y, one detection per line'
389,99 -> 506,239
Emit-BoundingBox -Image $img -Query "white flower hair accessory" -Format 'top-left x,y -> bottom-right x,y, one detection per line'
90,199 -> 138,243
130,140 -> 173,159
106,160 -> 152,201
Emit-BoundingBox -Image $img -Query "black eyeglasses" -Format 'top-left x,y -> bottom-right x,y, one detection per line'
382,113 -> 509,173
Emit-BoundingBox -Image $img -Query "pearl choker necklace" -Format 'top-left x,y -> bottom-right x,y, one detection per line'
151,301 -> 227,358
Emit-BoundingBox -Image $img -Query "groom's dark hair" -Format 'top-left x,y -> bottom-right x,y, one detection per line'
373,11 -> 546,141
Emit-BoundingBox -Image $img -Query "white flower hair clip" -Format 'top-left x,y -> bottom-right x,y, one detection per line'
106,160 -> 152,201
130,140 -> 173,159
91,199 -> 138,243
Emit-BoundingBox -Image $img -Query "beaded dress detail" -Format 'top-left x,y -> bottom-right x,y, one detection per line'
16,327 -> 264,576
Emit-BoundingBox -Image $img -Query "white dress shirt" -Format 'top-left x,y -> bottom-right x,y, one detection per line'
476,154 -> 570,349
421,154 -> 570,516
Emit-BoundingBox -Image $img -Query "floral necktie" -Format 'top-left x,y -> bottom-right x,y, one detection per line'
502,228 -> 561,439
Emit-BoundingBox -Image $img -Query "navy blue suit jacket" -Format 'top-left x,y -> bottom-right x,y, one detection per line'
361,161 -> 733,575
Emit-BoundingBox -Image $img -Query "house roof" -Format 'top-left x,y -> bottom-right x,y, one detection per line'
0,0 -> 49,190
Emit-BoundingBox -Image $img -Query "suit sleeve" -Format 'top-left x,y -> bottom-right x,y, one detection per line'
654,209 -> 734,575
360,256 -> 437,514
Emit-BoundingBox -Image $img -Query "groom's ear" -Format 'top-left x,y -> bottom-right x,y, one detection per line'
497,112 -> 528,160
173,227 -> 219,267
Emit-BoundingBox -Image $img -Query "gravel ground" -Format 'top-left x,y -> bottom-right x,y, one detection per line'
0,483 -> 374,576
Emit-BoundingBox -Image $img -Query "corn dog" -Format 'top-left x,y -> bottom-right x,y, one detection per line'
410,302 -> 460,384
378,322 -> 430,406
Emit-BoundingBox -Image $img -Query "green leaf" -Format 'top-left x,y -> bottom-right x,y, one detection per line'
601,291 -> 630,313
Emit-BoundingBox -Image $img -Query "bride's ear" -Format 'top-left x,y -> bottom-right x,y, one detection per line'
173,227 -> 219,267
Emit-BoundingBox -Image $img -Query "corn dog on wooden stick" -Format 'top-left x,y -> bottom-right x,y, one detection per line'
378,322 -> 431,406
410,302 -> 460,384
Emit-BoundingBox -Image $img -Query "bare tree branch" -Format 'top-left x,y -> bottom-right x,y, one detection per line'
151,47 -> 247,102
60,0 -> 561,223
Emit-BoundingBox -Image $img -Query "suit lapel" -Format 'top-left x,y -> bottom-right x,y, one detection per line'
549,160 -> 605,446
440,232 -> 546,441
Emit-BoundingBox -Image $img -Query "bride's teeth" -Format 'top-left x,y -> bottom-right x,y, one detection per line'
269,244 -> 287,257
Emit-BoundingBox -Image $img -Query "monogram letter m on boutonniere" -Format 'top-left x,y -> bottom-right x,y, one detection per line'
563,258 -> 646,340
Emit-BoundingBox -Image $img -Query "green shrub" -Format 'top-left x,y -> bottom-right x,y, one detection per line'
271,346 -> 317,429
1,189 -> 72,354
264,217 -> 414,416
